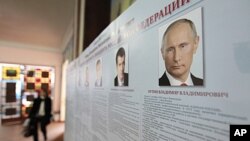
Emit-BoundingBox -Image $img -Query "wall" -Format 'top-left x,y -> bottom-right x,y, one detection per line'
110,0 -> 135,21
0,45 -> 63,120
83,0 -> 110,50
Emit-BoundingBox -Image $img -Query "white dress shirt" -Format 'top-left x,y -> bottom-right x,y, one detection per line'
165,71 -> 194,86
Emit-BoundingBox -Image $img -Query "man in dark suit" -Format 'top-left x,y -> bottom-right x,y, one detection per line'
114,47 -> 129,86
29,88 -> 52,141
159,19 -> 203,86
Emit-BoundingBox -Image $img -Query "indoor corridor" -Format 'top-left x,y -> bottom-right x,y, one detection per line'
0,122 -> 64,141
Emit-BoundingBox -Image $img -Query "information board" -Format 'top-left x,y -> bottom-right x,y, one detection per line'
65,0 -> 250,140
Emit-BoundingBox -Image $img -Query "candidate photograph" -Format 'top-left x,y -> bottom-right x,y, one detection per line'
159,14 -> 204,86
114,47 -> 129,86
84,65 -> 89,87
95,58 -> 102,87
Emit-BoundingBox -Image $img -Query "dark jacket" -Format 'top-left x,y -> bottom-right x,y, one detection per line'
29,96 -> 52,124
159,72 -> 203,86
114,73 -> 129,86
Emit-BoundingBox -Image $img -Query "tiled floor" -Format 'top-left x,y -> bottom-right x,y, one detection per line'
0,122 -> 64,141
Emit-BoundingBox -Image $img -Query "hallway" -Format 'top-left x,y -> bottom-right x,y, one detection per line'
0,122 -> 64,141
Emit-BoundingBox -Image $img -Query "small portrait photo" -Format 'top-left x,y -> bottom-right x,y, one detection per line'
95,58 -> 102,87
114,45 -> 129,87
84,65 -> 89,87
158,7 -> 204,86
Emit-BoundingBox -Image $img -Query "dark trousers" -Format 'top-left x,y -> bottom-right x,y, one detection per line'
33,116 -> 48,141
